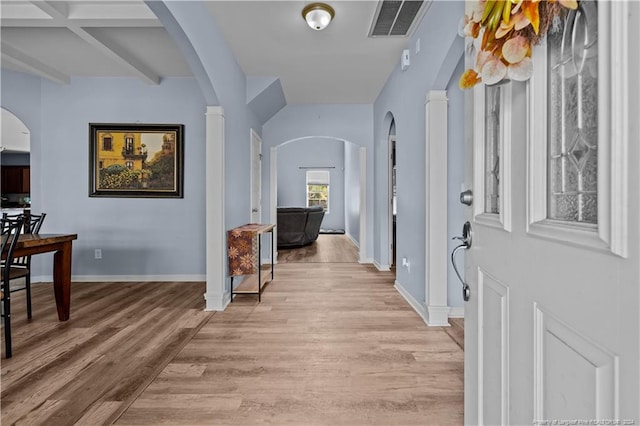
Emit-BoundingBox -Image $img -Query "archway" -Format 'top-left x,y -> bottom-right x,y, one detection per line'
1,108 -> 32,210
269,136 -> 367,264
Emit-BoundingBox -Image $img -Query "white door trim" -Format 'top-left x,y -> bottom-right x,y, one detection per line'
358,147 -> 367,264
388,134 -> 395,268
250,128 -> 262,224
270,146 -> 278,264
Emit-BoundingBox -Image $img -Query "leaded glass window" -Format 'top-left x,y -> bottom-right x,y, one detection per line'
547,1 -> 598,224
485,85 -> 501,214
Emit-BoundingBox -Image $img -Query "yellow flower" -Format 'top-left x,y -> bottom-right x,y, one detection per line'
459,69 -> 482,89
521,0 -> 540,34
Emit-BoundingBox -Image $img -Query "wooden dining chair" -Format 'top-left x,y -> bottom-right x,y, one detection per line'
1,215 -> 28,358
2,212 -> 46,319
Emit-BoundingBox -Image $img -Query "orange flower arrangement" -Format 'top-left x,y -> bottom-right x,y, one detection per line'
459,0 -> 578,89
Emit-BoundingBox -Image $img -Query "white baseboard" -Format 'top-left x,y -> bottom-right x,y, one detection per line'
394,280 -> 429,324
394,280 -> 463,326
426,304 -> 451,326
374,260 -> 390,271
346,232 -> 360,248
33,274 -> 206,283
205,290 -> 230,311
358,258 -> 374,265
449,306 -> 465,318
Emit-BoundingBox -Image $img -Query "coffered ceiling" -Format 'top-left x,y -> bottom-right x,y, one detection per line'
1,1 -> 427,104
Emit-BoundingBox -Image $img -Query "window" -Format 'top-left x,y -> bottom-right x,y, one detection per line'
473,81 -> 512,232
124,135 -> 134,155
102,135 -> 112,151
546,1 -> 598,224
306,170 -> 329,213
125,161 -> 133,170
527,1 -> 629,256
484,85 -> 501,214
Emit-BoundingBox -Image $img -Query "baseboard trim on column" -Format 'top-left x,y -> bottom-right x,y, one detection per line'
204,291 -> 230,311
425,305 -> 451,326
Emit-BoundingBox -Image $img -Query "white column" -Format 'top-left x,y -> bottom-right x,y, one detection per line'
204,106 -> 229,311
270,146 -> 278,263
425,91 -> 451,326
358,147 -> 367,263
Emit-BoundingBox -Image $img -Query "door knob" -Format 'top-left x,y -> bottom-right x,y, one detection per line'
460,189 -> 473,206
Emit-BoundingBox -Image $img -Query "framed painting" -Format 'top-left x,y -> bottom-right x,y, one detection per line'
88,123 -> 184,198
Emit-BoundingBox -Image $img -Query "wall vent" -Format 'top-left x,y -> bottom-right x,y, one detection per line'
369,0 -> 429,37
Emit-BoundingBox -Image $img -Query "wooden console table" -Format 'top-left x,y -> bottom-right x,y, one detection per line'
228,224 -> 275,302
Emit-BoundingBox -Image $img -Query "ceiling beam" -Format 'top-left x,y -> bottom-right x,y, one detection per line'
70,27 -> 161,84
0,19 -> 162,28
29,0 -> 161,85
30,0 -> 68,21
1,42 -> 70,85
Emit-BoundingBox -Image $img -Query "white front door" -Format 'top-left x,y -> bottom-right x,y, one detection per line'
250,129 -> 262,224
463,2 -> 639,424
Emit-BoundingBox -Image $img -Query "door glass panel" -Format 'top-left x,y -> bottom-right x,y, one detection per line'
547,1 -> 598,224
485,85 -> 501,214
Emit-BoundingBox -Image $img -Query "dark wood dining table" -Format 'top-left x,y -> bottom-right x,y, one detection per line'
3,233 -> 78,321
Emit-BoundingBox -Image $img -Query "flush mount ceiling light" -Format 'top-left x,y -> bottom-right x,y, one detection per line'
302,3 -> 335,31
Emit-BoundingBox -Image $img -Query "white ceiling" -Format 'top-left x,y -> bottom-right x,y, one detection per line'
1,1 -> 420,104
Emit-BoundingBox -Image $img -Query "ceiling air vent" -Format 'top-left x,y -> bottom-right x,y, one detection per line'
369,0 -> 429,37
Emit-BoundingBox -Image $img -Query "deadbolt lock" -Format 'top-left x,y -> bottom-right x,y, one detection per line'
459,189 -> 473,206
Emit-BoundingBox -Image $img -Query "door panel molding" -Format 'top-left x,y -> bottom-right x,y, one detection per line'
533,303 -> 619,421
478,269 -> 509,425
527,1 -> 629,258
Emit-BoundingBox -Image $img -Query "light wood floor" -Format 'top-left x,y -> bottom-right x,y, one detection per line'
2,259 -> 464,425
1,281 -> 211,425
278,234 -> 359,263
117,263 -> 463,425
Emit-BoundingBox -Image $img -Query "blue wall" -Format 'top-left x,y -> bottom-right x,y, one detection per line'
373,1 -> 464,306
277,138 -> 345,230
1,71 -> 208,278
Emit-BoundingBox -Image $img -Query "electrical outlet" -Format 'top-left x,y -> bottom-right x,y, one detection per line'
402,257 -> 411,272
94,249 -> 102,259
